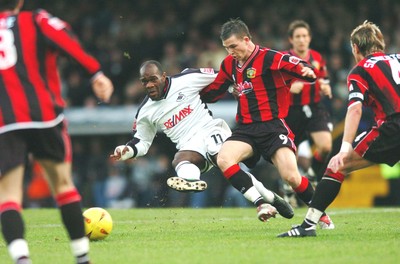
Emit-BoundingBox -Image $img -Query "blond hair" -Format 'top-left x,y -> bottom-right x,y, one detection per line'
350,20 -> 385,56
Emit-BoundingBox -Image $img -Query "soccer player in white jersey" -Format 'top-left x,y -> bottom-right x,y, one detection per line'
110,60 -> 294,221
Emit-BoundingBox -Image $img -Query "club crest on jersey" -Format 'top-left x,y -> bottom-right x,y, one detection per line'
176,92 -> 186,102
164,105 -> 193,129
246,68 -> 256,79
288,56 -> 301,65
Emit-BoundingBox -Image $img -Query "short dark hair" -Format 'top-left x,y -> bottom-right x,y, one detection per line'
0,0 -> 19,11
220,18 -> 252,41
287,20 -> 312,37
139,60 -> 163,75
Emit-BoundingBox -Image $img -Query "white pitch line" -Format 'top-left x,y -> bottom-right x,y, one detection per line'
28,208 -> 400,228
325,208 -> 400,215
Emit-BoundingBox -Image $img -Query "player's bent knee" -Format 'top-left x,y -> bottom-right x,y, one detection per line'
284,174 -> 302,188
320,146 -> 332,156
216,156 -> 233,171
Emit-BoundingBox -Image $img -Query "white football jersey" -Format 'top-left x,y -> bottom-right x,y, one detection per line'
132,68 -> 220,157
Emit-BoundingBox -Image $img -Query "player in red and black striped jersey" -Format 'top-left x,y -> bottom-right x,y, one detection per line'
200,18 -> 323,220
200,44 -> 316,123
284,20 -> 333,185
279,21 -> 400,237
0,1 -> 113,263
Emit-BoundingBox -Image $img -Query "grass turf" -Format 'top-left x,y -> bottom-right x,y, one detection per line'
0,207 -> 399,264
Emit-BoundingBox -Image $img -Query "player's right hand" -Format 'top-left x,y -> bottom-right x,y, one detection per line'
301,66 -> 316,79
327,152 -> 347,173
110,145 -> 134,161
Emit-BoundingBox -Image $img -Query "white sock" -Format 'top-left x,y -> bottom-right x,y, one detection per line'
305,207 -> 324,224
247,172 -> 275,203
175,161 -> 201,180
243,186 -> 263,203
70,237 -> 89,257
8,239 -> 29,262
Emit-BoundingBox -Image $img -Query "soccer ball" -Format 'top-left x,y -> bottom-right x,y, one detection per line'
83,207 -> 113,241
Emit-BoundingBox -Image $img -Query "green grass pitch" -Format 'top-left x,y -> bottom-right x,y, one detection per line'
0,207 -> 399,263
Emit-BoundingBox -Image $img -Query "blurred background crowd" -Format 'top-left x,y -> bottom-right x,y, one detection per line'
22,0 -> 400,209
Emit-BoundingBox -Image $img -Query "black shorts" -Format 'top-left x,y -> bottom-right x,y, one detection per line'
354,115 -> 400,166
227,119 -> 296,168
0,121 -> 71,176
285,102 -> 332,146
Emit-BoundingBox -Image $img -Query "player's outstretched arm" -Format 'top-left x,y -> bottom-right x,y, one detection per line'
110,145 -> 134,161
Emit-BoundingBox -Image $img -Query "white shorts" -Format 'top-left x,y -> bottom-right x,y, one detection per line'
179,118 -> 231,170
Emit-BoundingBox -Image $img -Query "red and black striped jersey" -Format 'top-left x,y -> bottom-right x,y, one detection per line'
285,49 -> 329,106
0,9 -> 101,134
347,52 -> 400,124
200,45 -> 316,124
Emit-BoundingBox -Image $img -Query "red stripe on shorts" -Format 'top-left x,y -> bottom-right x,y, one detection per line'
61,120 -> 72,162
353,126 -> 380,157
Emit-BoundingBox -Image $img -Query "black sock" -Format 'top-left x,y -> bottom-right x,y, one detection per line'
77,254 -> 90,264
311,156 -> 328,182
295,180 -> 314,205
59,202 -> 86,240
228,169 -> 255,194
227,169 -> 265,206
301,218 -> 317,229
310,178 -> 342,212
16,256 -> 31,264
1,210 -> 24,244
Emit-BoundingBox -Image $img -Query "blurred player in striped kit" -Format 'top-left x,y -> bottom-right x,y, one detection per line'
0,0 -> 113,263
284,20 -> 333,184
282,20 -> 334,229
